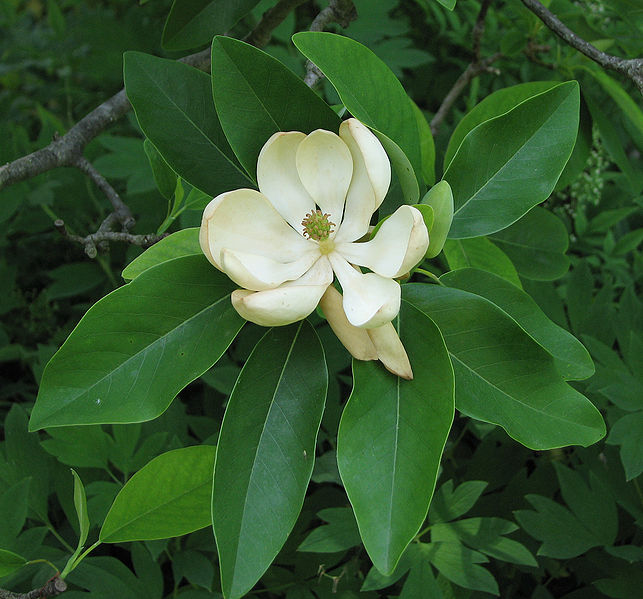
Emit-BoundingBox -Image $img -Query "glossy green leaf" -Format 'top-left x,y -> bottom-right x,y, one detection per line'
100,446 -> 216,542
298,507 -> 361,553
403,284 -> 605,449
400,544 -> 442,598
435,0 -> 456,10
489,207 -> 570,281
213,322 -> 327,599
443,238 -> 522,288
124,52 -> 252,197
444,81 -> 561,169
337,300 -> 455,574
421,181 -> 453,258
162,0 -> 262,51
0,548 -> 27,577
211,36 -> 340,176
143,139 -> 177,199
441,268 -> 594,380
444,82 -> 580,238
412,100 -> 435,186
292,32 -> 421,201
122,229 -> 201,281
72,469 -> 90,548
30,256 -> 244,430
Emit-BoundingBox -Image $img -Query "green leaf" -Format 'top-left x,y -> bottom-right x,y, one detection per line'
444,81 -> 561,169
432,517 -> 536,566
143,139 -> 177,200
443,238 -> 522,288
606,411 -> 643,480
213,322 -> 327,599
0,479 -> 30,547
514,494 -> 604,558
489,207 -> 570,281
553,463 -> 617,546
122,229 -> 201,281
162,0 -> 262,51
30,256 -> 244,430
428,480 -> 488,524
100,446 -> 215,542
441,268 -> 594,380
421,181 -> 453,258
412,100 -> 435,186
444,82 -> 580,238
46,262 -> 105,300
337,300 -> 455,574
435,0 -> 456,10
211,36 -> 340,176
298,507 -> 361,553
124,52 -> 252,197
72,469 -> 90,548
292,32 -> 421,202
41,426 -> 112,469
0,548 -> 27,577
400,544 -> 443,598
425,541 -> 498,595
403,284 -> 605,449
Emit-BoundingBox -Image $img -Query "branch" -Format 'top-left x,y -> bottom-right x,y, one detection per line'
430,0 -> 501,135
244,0 -> 308,48
304,0 -> 358,87
54,220 -> 166,258
521,0 -> 643,95
0,576 -> 67,599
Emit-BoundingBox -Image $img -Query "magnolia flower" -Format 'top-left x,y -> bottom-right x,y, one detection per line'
199,119 -> 428,379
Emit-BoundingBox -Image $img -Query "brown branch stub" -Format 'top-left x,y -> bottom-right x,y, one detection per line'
304,0 -> 358,88
521,0 -> 643,95
0,575 -> 67,599
244,0 -> 308,48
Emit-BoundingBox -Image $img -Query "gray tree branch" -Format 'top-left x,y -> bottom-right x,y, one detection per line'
521,0 -> 643,95
0,576 -> 66,599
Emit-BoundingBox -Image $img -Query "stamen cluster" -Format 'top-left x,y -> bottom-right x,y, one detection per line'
301,209 -> 335,241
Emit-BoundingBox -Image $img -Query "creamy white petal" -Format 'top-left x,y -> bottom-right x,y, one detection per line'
329,254 -> 400,328
230,257 -> 333,327
221,248 -> 319,292
335,121 -> 377,243
341,118 -> 390,209
202,189 -> 312,270
257,131 -> 315,233
319,285 -> 378,361
337,205 -> 428,278
367,323 -> 413,380
296,129 -> 353,229
199,194 -> 227,269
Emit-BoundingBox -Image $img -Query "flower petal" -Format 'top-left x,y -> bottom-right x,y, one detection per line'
340,118 -> 390,209
257,131 -> 315,233
334,121 -> 377,243
337,205 -> 428,278
201,189 -> 312,270
296,129 -> 353,228
329,254 -> 400,328
367,323 -> 413,380
319,285 -> 378,361
231,257 -> 333,327
221,249 -> 319,291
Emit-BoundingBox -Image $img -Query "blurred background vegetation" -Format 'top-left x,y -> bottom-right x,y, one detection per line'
1,0 -> 641,597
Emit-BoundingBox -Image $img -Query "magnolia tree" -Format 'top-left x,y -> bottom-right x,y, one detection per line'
2,0 -> 641,598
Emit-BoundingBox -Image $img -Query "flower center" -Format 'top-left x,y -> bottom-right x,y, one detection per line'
301,209 -> 335,242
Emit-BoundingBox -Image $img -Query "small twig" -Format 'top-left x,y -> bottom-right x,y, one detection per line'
430,1 -> 501,135
73,157 -> 134,229
521,0 -> 643,95
54,219 -> 166,258
304,0 -> 358,87
0,575 -> 67,599
244,0 -> 308,48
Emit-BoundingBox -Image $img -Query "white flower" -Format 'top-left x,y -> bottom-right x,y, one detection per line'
199,119 -> 428,379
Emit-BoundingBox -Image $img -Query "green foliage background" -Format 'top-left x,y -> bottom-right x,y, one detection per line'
1,0 -> 641,598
